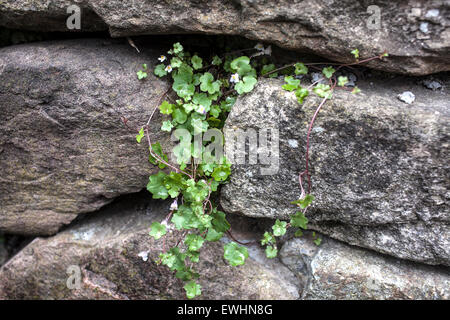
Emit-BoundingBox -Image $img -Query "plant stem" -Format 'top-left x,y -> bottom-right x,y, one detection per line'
226,229 -> 256,246
303,96 -> 329,194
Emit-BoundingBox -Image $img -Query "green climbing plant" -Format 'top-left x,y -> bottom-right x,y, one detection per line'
133,42 -> 263,299
130,40 -> 388,298
259,49 -> 389,257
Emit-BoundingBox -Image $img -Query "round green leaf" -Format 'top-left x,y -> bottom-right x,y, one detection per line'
223,242 -> 248,267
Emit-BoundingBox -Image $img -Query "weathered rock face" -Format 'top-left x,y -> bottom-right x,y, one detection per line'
1,0 -> 449,75
0,39 -> 169,235
0,193 -> 300,300
0,0 -> 107,32
280,233 -> 450,300
220,78 -> 450,266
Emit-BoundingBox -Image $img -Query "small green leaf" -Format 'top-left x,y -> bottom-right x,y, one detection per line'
159,247 -> 186,271
282,76 -> 300,91
184,234 -> 205,252
149,142 -> 168,169
159,100 -> 174,114
170,57 -> 182,68
291,194 -> 315,209
295,87 -> 309,104
211,209 -> 230,233
261,64 -> 277,78
351,86 -> 361,94
223,242 -> 248,267
212,55 -> 222,66
234,76 -> 257,94
261,231 -> 275,246
146,171 -> 169,199
220,96 -> 236,112
337,76 -> 349,87
163,171 -> 184,198
172,108 -> 187,124
294,62 -> 308,75
183,179 -> 210,203
173,142 -> 192,165
230,56 -> 252,76
184,281 -> 201,299
182,103 -> 195,114
154,64 -> 167,77
294,229 -> 303,237
209,104 -> 221,118
173,82 -> 195,100
187,250 -> 200,263
136,127 -> 145,143
200,72 -> 221,94
211,165 -> 231,181
206,228 -> 223,242
191,118 -> 209,134
176,269 -> 196,281
265,245 -> 278,259
322,66 -> 336,79
149,221 -> 166,240
191,55 -> 203,70
137,70 -> 148,80
193,92 -> 212,108
161,120 -> 174,132
272,219 -> 287,237
173,42 -> 183,54
314,237 -> 322,246
351,48 -> 359,59
290,211 -> 308,229
313,83 -> 332,99
171,205 -> 203,230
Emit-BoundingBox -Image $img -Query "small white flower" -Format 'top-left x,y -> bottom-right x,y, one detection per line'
165,65 -> 173,73
158,55 -> 167,62
196,105 -> 206,115
254,43 -> 264,51
138,251 -> 149,262
230,73 -> 240,83
264,45 -> 272,56
170,199 -> 178,211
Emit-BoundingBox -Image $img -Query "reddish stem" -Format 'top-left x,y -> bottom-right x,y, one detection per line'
226,229 -> 257,246
303,96 -> 329,194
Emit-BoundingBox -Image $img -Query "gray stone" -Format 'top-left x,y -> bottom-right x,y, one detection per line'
220,78 -> 450,266
423,79 -> 443,90
397,91 -> 416,104
0,193 -> 300,300
310,72 -> 327,85
420,22 -> 430,34
0,39 -> 170,235
280,233 -> 450,300
1,0 -> 449,75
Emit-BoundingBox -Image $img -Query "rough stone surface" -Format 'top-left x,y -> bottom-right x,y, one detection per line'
0,193 -> 300,300
1,0 -> 449,75
0,39 -> 169,235
220,78 -> 450,266
280,233 -> 450,300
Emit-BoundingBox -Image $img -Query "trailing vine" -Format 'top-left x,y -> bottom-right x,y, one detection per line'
259,48 -> 388,257
131,41 -> 388,298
